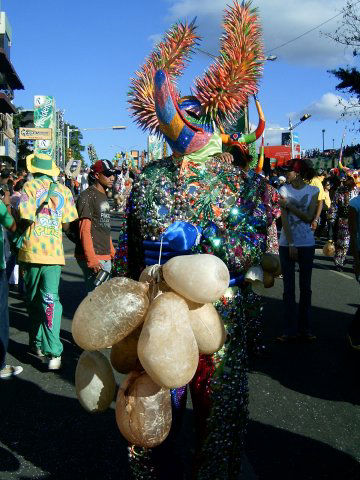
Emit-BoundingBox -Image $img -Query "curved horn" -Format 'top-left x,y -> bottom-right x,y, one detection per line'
154,70 -> 212,155
239,95 -> 265,144
221,95 -> 265,150
255,134 -> 265,173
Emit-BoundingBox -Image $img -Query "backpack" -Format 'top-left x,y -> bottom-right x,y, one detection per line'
65,218 -> 80,244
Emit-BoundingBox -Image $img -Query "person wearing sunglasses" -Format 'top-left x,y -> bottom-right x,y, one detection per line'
75,160 -> 116,293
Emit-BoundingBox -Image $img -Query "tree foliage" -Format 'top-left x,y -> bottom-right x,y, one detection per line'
65,123 -> 85,163
13,108 -> 34,169
327,1 -> 360,125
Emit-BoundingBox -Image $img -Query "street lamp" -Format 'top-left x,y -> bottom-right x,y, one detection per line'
322,129 -> 325,152
66,125 -> 126,148
288,114 -> 312,158
265,55 -> 277,61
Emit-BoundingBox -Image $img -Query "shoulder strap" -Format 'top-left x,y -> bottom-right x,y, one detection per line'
35,181 -> 57,216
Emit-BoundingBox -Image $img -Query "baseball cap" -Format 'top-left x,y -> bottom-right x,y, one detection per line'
91,159 -> 116,176
279,158 -> 313,173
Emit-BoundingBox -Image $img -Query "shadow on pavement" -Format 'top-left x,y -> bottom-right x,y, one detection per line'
253,296 -> 360,405
0,376 -> 129,480
0,446 -> 20,473
247,419 -> 360,480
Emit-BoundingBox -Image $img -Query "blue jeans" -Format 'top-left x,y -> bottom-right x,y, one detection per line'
0,269 -> 9,369
77,259 -> 112,294
279,246 -> 315,335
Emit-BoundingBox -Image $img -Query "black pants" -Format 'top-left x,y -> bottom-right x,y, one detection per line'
279,246 -> 315,335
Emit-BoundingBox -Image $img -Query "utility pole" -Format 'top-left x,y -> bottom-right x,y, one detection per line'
289,118 -> 294,159
322,129 -> 325,152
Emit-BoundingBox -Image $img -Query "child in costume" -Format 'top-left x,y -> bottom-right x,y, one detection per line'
113,2 -> 273,478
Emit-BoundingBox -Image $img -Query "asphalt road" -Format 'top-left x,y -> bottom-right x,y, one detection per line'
1,216 -> 359,480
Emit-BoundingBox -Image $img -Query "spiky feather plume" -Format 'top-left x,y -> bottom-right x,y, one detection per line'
194,1 -> 264,124
128,20 -> 199,134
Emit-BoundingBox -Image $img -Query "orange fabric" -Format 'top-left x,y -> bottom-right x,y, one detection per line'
77,218 -> 111,267
110,238 -> 115,259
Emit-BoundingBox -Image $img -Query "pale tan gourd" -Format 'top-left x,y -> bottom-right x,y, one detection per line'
110,325 -> 143,374
72,277 -> 149,351
116,372 -> 172,448
162,254 -> 230,303
75,351 -> 116,413
186,300 -> 226,354
137,292 -> 199,388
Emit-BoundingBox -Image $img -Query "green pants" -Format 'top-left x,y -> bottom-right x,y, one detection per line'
22,264 -> 63,358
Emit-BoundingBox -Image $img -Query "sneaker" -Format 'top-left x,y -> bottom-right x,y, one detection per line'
47,356 -> 61,370
0,365 -> 23,379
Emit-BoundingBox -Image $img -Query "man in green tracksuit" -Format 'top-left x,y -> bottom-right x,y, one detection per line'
18,153 -> 78,370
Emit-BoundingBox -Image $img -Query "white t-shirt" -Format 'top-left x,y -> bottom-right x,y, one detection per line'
279,183 -> 319,247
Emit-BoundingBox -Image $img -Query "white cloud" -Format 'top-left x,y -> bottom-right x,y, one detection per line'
162,0 -> 352,67
292,92 -> 357,120
148,33 -> 163,48
263,124 -> 286,146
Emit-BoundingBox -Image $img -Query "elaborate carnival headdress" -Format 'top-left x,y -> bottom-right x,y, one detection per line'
128,0 -> 265,157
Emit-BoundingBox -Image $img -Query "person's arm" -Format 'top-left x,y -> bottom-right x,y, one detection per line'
348,206 -> 360,278
110,237 -> 115,259
279,192 -> 318,224
0,200 -> 16,232
311,199 -> 323,231
3,190 -> 11,213
79,218 -> 101,273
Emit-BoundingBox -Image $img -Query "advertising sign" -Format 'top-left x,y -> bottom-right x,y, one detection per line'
34,95 -> 56,157
4,138 -> 16,160
147,135 -> 163,161
65,159 -> 81,179
19,127 -> 52,140
281,132 -> 291,146
264,146 -> 292,167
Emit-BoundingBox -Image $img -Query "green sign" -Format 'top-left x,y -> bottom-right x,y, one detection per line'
34,95 -> 56,158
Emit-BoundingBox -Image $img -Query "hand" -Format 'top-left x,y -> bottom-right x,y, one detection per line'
88,260 -> 102,273
289,246 -> 298,261
278,196 -> 288,209
311,220 -> 318,231
219,152 -> 233,165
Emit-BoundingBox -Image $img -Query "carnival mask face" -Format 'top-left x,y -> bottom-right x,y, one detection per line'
154,70 -> 214,156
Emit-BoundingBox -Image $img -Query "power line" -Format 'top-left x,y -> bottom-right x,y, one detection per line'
266,0 -> 360,54
196,1 -> 360,59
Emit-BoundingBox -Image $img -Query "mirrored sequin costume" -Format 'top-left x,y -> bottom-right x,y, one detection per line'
113,2 -> 269,478
114,156 -> 275,479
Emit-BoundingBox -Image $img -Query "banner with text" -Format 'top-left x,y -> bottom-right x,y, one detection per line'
33,95 -> 56,159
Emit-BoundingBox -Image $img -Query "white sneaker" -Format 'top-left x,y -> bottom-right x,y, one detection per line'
47,356 -> 61,370
0,364 -> 23,379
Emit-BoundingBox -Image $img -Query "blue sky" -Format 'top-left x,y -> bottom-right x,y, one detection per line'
6,0 -> 359,163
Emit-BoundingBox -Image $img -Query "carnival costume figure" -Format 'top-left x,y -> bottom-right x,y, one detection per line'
113,2 -> 273,478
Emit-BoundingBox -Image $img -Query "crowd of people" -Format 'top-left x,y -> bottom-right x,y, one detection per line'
0,155 -> 132,376
0,151 -> 359,479
1,155 -> 360,369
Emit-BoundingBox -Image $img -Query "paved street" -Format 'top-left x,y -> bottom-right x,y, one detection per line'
1,216 -> 359,480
